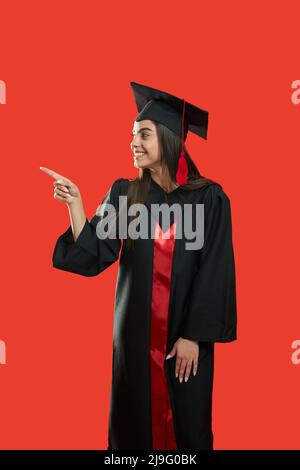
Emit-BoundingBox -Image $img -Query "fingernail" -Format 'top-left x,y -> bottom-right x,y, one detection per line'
175,373 -> 178,378
166,355 -> 170,360
179,377 -> 183,383
184,377 -> 188,382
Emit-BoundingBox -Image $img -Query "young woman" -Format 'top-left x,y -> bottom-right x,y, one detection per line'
40,82 -> 237,450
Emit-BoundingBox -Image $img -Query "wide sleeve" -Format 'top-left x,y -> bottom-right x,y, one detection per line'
181,184 -> 237,343
52,178 -> 124,277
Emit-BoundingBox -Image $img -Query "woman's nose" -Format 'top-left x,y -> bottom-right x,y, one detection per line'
131,138 -> 140,149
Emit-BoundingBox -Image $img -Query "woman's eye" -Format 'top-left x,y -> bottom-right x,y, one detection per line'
131,133 -> 149,138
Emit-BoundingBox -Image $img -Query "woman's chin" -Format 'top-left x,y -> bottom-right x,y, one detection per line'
134,161 -> 148,169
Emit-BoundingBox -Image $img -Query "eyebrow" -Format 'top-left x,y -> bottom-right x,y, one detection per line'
131,127 -> 153,133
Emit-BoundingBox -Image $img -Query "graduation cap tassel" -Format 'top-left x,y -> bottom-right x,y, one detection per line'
176,98 -> 188,185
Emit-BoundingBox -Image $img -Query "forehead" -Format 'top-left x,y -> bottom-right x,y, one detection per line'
132,120 -> 156,131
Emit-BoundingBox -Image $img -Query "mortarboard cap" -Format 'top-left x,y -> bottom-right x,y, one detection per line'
130,81 -> 209,185
130,81 -> 209,141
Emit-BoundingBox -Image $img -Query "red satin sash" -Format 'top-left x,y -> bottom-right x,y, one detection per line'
150,221 -> 177,450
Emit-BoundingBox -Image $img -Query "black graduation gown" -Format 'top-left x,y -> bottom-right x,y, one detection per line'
52,177 -> 237,450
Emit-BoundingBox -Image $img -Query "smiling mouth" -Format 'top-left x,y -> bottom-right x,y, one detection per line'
134,152 -> 147,157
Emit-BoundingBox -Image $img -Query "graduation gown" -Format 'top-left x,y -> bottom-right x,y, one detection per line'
52,177 -> 237,450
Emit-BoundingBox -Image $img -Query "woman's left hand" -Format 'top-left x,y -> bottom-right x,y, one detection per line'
166,337 -> 199,382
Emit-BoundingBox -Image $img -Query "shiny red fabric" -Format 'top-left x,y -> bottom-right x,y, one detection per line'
150,221 -> 177,450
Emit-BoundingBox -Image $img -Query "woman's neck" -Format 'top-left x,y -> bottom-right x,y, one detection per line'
150,169 -> 179,193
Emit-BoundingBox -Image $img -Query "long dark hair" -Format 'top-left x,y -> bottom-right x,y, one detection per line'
115,120 -> 220,251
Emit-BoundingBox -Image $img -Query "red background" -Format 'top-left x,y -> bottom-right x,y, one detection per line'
0,0 -> 299,450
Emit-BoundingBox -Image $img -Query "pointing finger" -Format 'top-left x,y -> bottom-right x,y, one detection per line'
40,166 -> 64,180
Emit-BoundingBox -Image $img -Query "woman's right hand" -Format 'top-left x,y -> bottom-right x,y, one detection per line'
40,166 -> 82,206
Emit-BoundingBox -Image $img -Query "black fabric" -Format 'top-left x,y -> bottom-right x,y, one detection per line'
181,184 -> 237,342
52,177 -> 237,450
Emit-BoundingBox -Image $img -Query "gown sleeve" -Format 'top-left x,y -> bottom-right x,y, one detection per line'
181,184 -> 237,343
52,178 -> 124,277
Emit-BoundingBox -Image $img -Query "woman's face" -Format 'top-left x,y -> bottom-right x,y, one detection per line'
130,120 -> 161,170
